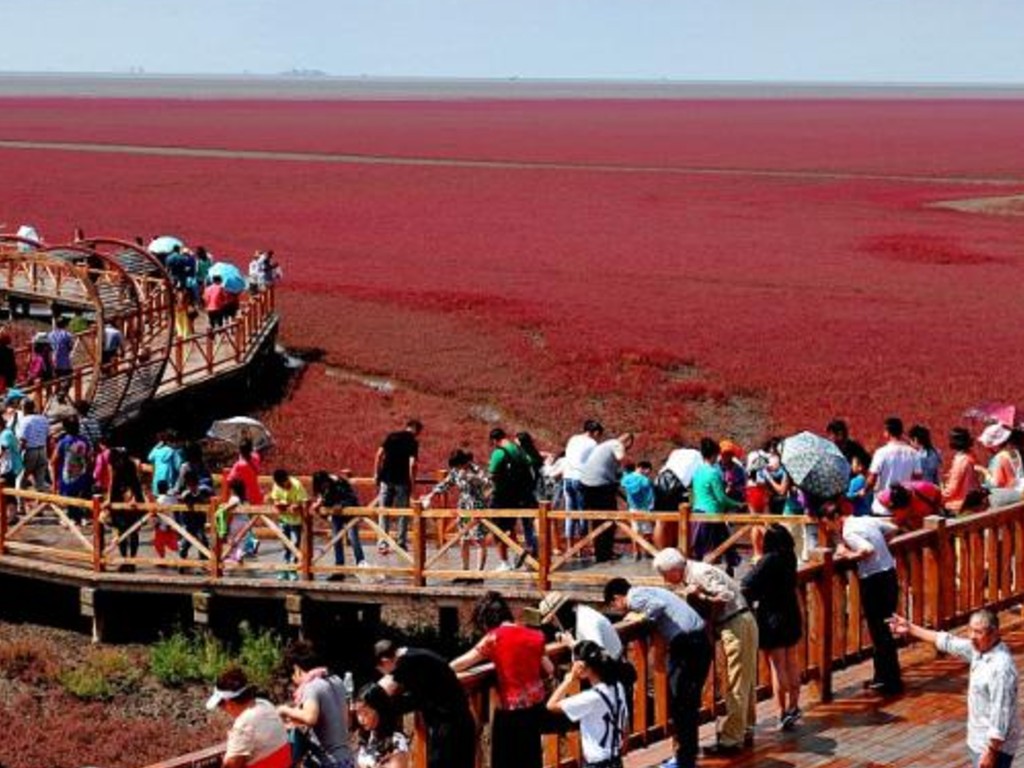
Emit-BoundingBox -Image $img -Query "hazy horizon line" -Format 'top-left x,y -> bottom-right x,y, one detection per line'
1,72 -> 1023,101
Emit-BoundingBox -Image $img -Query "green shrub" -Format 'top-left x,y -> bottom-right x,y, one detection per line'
237,625 -> 282,691
150,631 -> 200,687
196,631 -> 233,683
92,648 -> 143,692
151,630 -> 231,686
60,664 -> 114,700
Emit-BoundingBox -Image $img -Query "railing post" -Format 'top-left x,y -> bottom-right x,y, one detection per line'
208,499 -> 222,579
0,490 -> 7,554
235,321 -> 244,362
930,515 -> 954,629
91,495 -> 104,572
174,339 -> 184,385
677,503 -> 690,556
809,548 -> 834,702
537,501 -> 551,591
205,333 -> 215,375
923,515 -> 945,628
412,500 -> 425,587
300,504 -> 314,582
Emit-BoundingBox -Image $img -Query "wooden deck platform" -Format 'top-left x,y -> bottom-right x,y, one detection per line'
626,621 -> 1024,768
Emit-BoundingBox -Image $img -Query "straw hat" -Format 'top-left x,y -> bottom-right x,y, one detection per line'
719,439 -> 744,459
538,591 -> 570,623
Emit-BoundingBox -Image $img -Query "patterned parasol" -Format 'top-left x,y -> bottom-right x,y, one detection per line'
781,431 -> 851,499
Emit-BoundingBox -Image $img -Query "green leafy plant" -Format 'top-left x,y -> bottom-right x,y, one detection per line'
237,624 -> 283,691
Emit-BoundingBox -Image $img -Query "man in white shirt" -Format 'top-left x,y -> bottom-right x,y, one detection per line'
16,399 -> 50,493
663,444 -> 702,489
538,590 -> 624,660
866,417 -> 922,515
890,610 -> 1018,768
563,419 -> 603,545
827,501 -> 903,694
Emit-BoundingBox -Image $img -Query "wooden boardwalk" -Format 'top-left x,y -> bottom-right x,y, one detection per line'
627,622 -> 1024,768
0,239 -> 278,429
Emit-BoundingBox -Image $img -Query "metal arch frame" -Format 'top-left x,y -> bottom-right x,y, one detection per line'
77,237 -> 177,415
78,236 -> 171,278
0,242 -> 108,406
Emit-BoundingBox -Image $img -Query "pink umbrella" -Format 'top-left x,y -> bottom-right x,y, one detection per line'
964,402 -> 1017,427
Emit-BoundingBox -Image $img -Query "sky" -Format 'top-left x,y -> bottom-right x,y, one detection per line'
2,0 -> 1023,83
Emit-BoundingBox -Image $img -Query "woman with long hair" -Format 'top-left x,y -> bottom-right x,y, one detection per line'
741,523 -> 802,730
354,683 -> 409,768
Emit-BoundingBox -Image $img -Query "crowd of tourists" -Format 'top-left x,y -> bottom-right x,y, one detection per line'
2,396 -> 1022,767
206,556 -> 1017,768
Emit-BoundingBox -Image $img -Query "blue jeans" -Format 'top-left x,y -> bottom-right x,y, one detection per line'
563,479 -> 589,538
378,482 -> 410,549
282,522 -> 302,564
331,513 -> 365,565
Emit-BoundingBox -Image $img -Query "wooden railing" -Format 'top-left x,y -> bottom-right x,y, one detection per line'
139,497 -> 1024,768
164,288 -> 275,386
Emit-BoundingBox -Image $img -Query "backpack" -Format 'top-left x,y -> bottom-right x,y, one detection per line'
327,476 -> 359,508
653,468 -> 685,511
496,446 -> 537,506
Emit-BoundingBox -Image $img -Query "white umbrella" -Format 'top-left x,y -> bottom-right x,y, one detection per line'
147,235 -> 185,255
206,416 -> 273,451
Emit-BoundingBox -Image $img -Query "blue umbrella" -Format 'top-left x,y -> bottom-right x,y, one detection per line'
208,262 -> 247,294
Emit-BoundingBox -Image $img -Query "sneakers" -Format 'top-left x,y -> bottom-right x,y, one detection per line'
493,562 -> 512,573
779,707 -> 802,731
658,758 -> 679,768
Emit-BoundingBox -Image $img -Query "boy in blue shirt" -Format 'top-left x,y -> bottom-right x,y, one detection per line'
621,461 -> 655,560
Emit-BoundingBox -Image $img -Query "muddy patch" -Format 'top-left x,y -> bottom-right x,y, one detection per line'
929,193 -> 1024,217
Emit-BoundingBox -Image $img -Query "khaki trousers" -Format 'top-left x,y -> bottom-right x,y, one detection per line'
718,611 -> 759,747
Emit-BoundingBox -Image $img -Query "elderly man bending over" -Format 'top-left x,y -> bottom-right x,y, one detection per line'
654,547 -> 759,756
890,610 -> 1019,768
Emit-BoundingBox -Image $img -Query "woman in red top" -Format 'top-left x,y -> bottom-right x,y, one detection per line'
227,438 -> 263,505
451,591 -> 553,768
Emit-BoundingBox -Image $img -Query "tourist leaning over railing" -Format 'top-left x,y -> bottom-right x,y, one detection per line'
603,577 -> 710,768
311,469 -> 366,578
105,447 -> 147,571
270,468 -> 307,581
374,639 -> 477,768
654,547 -> 758,756
420,449 -> 490,579
546,640 -> 629,768
579,432 -> 633,563
277,640 -> 354,768
451,590 -> 554,768
821,498 -> 903,695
